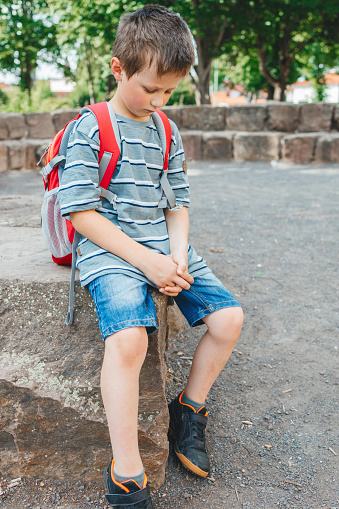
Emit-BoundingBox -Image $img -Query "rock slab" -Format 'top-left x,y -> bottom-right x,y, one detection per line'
0,281 -> 170,489
0,175 -> 171,489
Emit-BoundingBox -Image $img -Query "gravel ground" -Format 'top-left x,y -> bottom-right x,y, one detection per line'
1,162 -> 338,508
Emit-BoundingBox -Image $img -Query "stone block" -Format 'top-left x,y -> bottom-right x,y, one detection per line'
202,131 -> 234,160
24,112 -> 56,139
181,131 -> 202,160
7,141 -> 25,170
299,103 -> 334,132
0,143 -> 8,172
333,106 -> 339,130
162,106 -> 182,129
0,113 -> 26,140
227,105 -> 267,131
0,282 -> 169,489
267,102 -> 300,132
25,139 -> 51,169
281,133 -> 318,163
0,117 -> 8,139
233,132 -> 281,161
167,302 -> 184,338
314,133 -> 339,163
0,248 -> 170,489
51,109 -> 80,132
181,106 -> 226,130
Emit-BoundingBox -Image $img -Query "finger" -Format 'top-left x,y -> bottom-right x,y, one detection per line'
178,271 -> 194,284
159,288 -> 180,297
159,284 -> 182,293
163,285 -> 182,293
173,275 -> 191,290
176,266 -> 194,283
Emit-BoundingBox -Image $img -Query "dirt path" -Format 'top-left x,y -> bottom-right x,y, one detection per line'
1,162 -> 338,508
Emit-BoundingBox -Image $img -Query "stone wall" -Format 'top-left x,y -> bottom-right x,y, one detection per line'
0,102 -> 338,172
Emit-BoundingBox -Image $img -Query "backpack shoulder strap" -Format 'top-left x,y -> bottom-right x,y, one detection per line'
81,102 -> 121,190
152,110 -> 172,171
152,111 -> 176,209
153,110 -> 172,171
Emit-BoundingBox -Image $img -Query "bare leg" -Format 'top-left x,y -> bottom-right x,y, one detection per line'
101,326 -> 148,477
184,307 -> 243,404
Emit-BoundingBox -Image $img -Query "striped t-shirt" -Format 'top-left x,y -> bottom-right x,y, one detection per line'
58,107 -> 210,287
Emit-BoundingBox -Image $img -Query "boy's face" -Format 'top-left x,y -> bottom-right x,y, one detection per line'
110,58 -> 184,120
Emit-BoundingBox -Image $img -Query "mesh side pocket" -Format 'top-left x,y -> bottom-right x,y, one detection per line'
41,189 -> 72,258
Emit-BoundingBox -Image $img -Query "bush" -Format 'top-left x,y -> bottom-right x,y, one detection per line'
0,88 -> 9,106
167,78 -> 196,106
0,82 -> 71,113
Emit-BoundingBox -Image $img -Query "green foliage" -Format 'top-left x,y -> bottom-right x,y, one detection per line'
0,78 -> 110,113
167,79 -> 196,106
67,82 -> 106,109
232,0 -> 339,99
299,41 -> 339,101
0,81 -> 70,113
219,53 -> 268,96
1,0 -> 339,110
49,0 -> 142,102
0,88 -> 9,106
0,1 -> 59,93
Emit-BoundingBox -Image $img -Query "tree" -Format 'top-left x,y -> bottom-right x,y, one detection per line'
150,0 -> 243,105
300,41 -> 339,101
0,1 -> 59,94
218,50 -> 270,100
238,0 -> 339,101
50,0 -> 142,103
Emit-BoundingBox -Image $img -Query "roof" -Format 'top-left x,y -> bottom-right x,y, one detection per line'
292,73 -> 339,88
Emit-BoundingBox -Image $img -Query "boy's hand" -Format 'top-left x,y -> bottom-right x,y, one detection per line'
171,253 -> 193,283
158,253 -> 194,296
141,252 -> 192,296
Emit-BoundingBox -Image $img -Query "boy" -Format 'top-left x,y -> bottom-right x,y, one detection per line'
59,5 -> 243,508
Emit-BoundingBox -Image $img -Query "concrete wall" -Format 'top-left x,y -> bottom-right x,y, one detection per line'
0,103 -> 338,172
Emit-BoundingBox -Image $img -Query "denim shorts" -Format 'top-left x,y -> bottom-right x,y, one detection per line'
88,272 -> 241,340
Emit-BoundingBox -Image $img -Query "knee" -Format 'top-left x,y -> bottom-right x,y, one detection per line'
104,327 -> 148,369
228,306 -> 244,335
206,306 -> 244,345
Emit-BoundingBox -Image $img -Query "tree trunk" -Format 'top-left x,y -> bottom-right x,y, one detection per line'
194,36 -> 213,105
267,85 -> 274,100
21,56 -> 33,97
257,30 -> 291,102
273,84 -> 282,100
85,43 -> 96,104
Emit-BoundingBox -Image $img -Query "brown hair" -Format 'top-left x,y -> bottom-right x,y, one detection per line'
113,5 -> 195,79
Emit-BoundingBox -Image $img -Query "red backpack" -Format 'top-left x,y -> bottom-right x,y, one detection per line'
40,102 -> 175,324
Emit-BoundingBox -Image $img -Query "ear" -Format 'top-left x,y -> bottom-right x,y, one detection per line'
111,57 -> 123,81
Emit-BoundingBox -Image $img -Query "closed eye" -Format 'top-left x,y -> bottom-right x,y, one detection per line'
144,88 -> 173,94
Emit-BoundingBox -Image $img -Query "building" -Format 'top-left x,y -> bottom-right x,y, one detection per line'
286,73 -> 339,104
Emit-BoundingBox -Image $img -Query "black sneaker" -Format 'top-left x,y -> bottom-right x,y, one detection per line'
168,391 -> 210,478
103,460 -> 153,508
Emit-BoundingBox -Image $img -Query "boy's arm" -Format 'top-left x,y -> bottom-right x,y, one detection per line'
70,209 -> 191,294
164,206 -> 193,289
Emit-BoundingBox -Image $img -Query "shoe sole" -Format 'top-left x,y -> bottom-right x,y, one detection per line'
175,451 -> 209,478
169,426 -> 209,478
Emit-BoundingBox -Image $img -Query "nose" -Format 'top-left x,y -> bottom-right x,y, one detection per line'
150,93 -> 164,109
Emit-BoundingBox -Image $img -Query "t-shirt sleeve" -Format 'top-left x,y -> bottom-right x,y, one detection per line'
58,112 -> 102,218
166,120 -> 190,208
